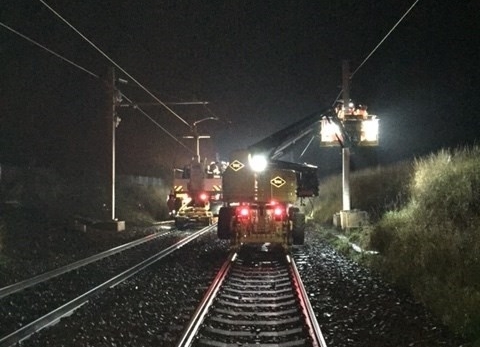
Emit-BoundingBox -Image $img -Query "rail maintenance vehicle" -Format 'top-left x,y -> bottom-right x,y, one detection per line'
217,104 -> 378,248
168,156 -> 223,229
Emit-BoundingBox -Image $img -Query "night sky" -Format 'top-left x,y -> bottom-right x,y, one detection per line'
1,0 -> 479,178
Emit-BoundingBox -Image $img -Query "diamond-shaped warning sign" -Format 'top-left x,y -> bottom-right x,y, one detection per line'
270,176 -> 286,188
229,160 -> 245,171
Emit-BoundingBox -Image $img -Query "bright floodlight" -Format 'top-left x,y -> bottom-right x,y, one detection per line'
249,154 -> 268,172
361,117 -> 379,142
320,119 -> 341,143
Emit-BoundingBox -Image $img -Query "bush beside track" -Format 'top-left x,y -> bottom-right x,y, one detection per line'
309,146 -> 480,343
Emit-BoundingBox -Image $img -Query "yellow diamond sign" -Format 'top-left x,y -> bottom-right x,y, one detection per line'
270,176 -> 286,188
229,160 -> 245,171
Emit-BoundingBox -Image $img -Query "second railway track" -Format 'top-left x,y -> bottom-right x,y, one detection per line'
0,224 -> 215,347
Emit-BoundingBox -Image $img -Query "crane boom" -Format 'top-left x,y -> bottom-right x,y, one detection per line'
248,108 -> 334,158
217,103 -> 378,247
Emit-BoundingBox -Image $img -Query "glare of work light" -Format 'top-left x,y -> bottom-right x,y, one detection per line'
249,154 -> 268,172
362,117 -> 379,142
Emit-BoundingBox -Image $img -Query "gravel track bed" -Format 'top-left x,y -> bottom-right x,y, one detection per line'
293,230 -> 468,347
0,231 -> 185,338
19,231 -> 230,346
12,227 -> 468,347
0,220 -> 161,288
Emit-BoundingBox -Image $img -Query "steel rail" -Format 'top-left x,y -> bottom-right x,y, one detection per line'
176,251 -> 236,347
289,255 -> 328,347
0,223 -> 173,299
0,224 -> 215,347
176,247 -> 327,347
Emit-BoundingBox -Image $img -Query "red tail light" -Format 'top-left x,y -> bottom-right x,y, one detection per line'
273,206 -> 284,221
239,207 -> 249,217
199,193 -> 208,201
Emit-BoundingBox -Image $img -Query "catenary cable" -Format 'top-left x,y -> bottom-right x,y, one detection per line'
333,0 -> 421,104
0,21 -> 194,154
38,0 -> 191,128
0,22 -> 98,79
350,0 -> 421,79
120,94 -> 194,154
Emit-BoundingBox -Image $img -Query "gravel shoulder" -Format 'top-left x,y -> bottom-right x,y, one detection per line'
0,208 -> 156,287
296,229 -> 469,347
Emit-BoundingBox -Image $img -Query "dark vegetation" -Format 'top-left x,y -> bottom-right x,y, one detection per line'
0,166 -> 170,284
309,146 -> 480,343
0,166 -> 170,225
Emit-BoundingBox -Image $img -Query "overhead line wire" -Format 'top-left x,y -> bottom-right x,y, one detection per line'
332,0 -> 421,105
0,22 -> 98,79
350,0 -> 421,78
0,21 -> 193,153
119,95 -> 194,154
38,0 -> 191,128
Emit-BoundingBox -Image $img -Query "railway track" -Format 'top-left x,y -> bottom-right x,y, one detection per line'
0,222 -> 174,299
177,243 -> 327,347
1,227 -> 463,347
0,224 -> 215,347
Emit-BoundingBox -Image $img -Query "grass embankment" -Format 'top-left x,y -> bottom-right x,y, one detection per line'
1,168 -> 170,226
311,146 -> 480,341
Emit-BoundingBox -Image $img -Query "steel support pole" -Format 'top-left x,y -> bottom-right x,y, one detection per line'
107,67 -> 116,221
341,60 -> 351,212
342,147 -> 350,211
